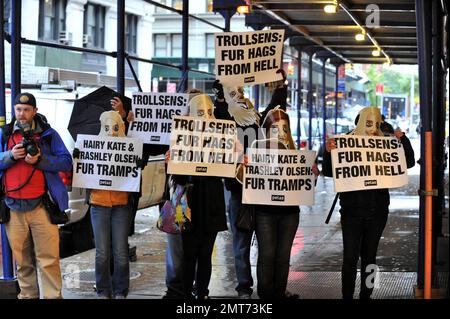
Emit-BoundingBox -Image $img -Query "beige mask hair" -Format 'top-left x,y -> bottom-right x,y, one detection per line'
188,94 -> 215,119
353,106 -> 383,136
99,110 -> 126,137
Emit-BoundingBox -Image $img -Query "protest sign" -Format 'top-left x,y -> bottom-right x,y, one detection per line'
215,29 -> 285,87
330,135 -> 408,192
242,148 -> 316,206
72,134 -> 143,192
167,116 -> 237,177
128,92 -> 189,145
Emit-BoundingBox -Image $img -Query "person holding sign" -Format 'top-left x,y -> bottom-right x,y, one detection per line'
167,93 -> 228,299
82,111 -> 133,299
322,106 -> 415,299
260,68 -> 288,122
250,108 -> 319,299
212,80 -> 260,299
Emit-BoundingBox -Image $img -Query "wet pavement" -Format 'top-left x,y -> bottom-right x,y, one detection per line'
2,139 -> 449,299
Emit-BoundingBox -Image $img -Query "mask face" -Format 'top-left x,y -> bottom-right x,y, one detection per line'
196,103 -> 213,119
365,113 -> 380,136
226,87 -> 249,109
268,119 -> 290,147
102,118 -> 121,137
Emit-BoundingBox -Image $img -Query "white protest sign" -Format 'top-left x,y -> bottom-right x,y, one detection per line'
242,148 -> 316,206
72,134 -> 143,192
331,135 -> 408,192
128,93 -> 189,145
167,116 -> 237,177
215,29 -> 285,87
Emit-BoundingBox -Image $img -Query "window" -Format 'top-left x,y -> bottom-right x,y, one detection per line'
3,0 -> 11,32
125,13 -> 138,54
154,34 -> 167,56
155,0 -> 182,13
83,3 -> 106,48
206,0 -> 213,12
205,34 -> 215,58
38,0 -> 67,41
171,34 -> 182,57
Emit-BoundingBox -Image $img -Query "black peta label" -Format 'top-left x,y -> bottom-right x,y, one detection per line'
364,180 -> 377,186
244,76 -> 255,83
99,180 -> 112,186
271,195 -> 285,202
151,136 -> 160,142
195,167 -> 208,173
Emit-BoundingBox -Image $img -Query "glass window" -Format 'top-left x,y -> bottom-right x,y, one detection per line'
125,13 -> 138,54
205,34 -> 215,58
84,3 -> 105,48
38,0 -> 66,41
173,0 -> 183,10
154,34 -> 167,56
206,0 -> 213,12
171,34 -> 182,57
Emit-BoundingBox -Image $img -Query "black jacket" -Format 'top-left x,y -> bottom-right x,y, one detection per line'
322,134 -> 415,210
259,85 -> 288,123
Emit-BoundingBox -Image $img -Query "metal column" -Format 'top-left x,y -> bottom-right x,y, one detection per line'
178,0 -> 189,93
296,49 -> 302,146
415,0 -> 433,296
116,0 -> 125,95
10,0 -> 21,112
308,53 -> 313,150
0,0 -> 6,126
334,65 -> 339,134
321,58 -> 327,152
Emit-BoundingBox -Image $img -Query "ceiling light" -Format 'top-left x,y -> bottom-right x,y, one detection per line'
236,5 -> 250,14
324,1 -> 338,14
355,32 -> 365,41
372,49 -> 381,57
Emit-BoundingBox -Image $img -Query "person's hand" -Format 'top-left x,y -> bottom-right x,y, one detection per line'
127,111 -> 135,123
24,148 -> 41,165
394,128 -> 404,140
212,80 -> 225,101
136,157 -> 143,168
111,97 -> 126,118
11,144 -> 26,160
326,138 -> 336,152
242,154 -> 249,166
312,163 -> 320,176
165,150 -> 170,164
72,148 -> 80,159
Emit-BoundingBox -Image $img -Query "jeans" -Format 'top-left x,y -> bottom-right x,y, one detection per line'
228,192 -> 254,295
165,233 -> 184,297
340,208 -> 389,299
255,211 -> 299,299
90,204 -> 131,297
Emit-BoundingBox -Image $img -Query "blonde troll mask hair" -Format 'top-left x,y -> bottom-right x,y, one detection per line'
353,106 -> 383,136
99,110 -> 126,137
188,94 -> 215,119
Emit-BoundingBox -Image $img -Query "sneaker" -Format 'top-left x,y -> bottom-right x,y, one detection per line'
238,292 -> 252,299
114,295 -> 126,299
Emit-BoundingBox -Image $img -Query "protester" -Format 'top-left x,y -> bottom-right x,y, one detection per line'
380,114 -> 395,135
78,110 -> 132,299
166,93 -> 228,299
250,108 -> 319,299
0,92 -> 72,299
212,80 -> 260,299
260,68 -> 288,121
322,106 -> 415,299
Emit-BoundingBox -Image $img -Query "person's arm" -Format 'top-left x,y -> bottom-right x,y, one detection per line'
35,131 -> 72,172
322,138 -> 336,177
396,131 -> 415,169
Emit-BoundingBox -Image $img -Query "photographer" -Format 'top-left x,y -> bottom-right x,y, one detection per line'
0,93 -> 72,299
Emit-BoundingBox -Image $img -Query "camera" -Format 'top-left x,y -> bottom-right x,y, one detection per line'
18,123 -> 39,156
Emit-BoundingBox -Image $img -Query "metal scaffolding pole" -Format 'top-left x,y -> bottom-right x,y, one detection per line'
117,0 -> 125,95
297,49 -> 303,146
10,0 -> 21,112
178,0 -> 189,93
321,58 -> 327,152
0,0 -> 6,126
308,53 -> 313,150
334,65 -> 339,134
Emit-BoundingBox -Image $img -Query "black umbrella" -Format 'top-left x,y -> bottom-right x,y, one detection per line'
68,86 -> 131,141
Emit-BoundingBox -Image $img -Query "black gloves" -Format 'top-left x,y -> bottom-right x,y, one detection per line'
72,148 -> 80,159
136,157 -> 143,169
212,80 -> 225,100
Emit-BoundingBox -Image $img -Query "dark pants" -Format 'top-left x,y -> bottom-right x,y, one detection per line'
182,231 -> 218,299
255,211 -> 299,299
340,207 -> 389,299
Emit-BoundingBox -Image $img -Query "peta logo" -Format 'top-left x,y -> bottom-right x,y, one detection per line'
99,180 -> 112,186
271,195 -> 285,202
364,180 -> 377,186
151,136 -> 160,142
244,76 -> 255,83
195,167 -> 208,173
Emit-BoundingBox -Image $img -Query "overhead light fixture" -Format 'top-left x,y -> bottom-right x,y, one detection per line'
237,5 -> 250,14
355,31 -> 365,41
324,1 -> 338,14
383,58 -> 392,67
372,49 -> 381,57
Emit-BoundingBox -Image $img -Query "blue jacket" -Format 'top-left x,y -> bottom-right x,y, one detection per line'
0,115 -> 73,211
